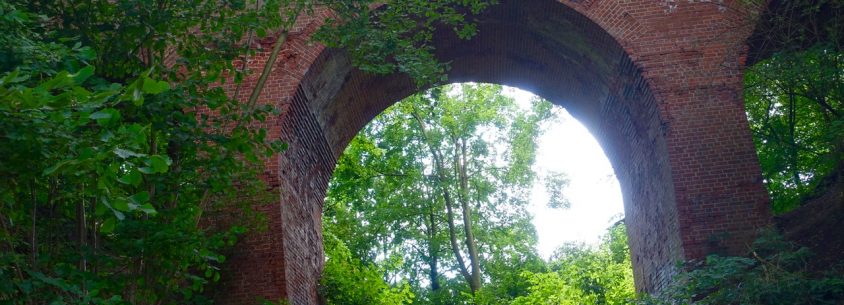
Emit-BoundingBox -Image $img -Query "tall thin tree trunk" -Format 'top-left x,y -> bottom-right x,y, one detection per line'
456,138 -> 481,294
91,196 -> 98,275
788,90 -> 801,188
426,205 -> 440,292
76,191 -> 87,296
30,180 -> 37,268
411,110 -> 473,287
238,8 -> 300,129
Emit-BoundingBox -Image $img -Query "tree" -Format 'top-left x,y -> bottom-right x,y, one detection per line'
324,83 -> 556,304
1,0 -> 285,302
745,46 -> 844,213
743,0 -> 844,213
512,220 -> 635,305
319,231 -> 415,305
0,0 -> 498,303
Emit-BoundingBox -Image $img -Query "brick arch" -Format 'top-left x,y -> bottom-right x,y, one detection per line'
215,1 -> 771,304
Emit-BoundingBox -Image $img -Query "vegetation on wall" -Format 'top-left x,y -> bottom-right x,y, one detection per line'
641,231 -> 844,305
0,0 -> 496,303
745,46 -> 844,213
318,1 -> 844,302
2,0 -> 844,303
0,0 -> 283,302
743,0 -> 844,213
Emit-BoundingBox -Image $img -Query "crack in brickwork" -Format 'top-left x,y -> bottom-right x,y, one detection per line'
215,0 -> 772,303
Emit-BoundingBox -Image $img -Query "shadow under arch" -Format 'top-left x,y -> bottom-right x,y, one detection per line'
293,0 -> 681,296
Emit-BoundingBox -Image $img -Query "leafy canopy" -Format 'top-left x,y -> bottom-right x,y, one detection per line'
0,0 -> 497,303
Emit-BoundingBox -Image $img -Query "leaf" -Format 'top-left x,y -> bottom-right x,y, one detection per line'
117,170 -> 143,186
149,155 -> 172,173
100,217 -> 116,234
77,46 -> 97,61
272,141 -> 289,153
89,110 -> 113,120
90,108 -> 121,125
129,191 -> 150,206
1,69 -> 28,85
114,148 -> 146,159
71,66 -> 95,84
43,159 -> 74,176
142,78 -> 170,94
119,79 -> 144,106
131,87 -> 144,106
95,198 -> 109,216
100,197 -> 126,220
112,198 -> 130,212
138,203 -> 157,215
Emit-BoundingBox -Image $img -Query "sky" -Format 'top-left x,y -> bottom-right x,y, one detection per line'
503,86 -> 625,259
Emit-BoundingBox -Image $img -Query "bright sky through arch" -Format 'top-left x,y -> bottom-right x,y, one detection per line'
503,86 -> 625,259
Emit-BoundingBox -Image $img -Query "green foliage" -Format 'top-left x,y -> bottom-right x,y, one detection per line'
1,0 -> 501,302
543,171 -> 572,209
643,231 -> 844,305
324,83 -> 555,304
743,0 -> 844,213
512,222 -> 635,305
745,46 -> 844,213
314,0 -> 498,86
320,231 -> 415,305
0,0 -> 284,303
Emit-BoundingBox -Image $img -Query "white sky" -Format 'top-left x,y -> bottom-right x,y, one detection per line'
503,86 -> 625,259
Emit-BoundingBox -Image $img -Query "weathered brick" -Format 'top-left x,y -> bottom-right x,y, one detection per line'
214,0 -> 772,303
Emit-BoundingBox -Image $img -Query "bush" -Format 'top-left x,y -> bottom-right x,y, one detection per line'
642,231 -> 844,305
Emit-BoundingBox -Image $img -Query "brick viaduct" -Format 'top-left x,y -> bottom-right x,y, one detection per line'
214,0 -> 772,303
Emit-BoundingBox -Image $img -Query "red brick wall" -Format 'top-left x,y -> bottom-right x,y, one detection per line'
214,0 -> 772,303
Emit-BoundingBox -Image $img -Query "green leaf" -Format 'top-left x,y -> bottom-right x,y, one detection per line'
89,109 -> 113,120
142,78 -> 170,94
138,203 -> 157,215
100,217 -> 116,234
43,159 -> 74,176
95,198 -> 109,216
71,66 -> 95,84
129,191 -> 150,206
117,170 -> 143,186
90,108 -> 121,125
114,148 -> 146,159
131,87 -> 143,106
100,197 -> 126,220
112,198 -> 130,212
149,155 -> 172,173
119,80 -> 144,106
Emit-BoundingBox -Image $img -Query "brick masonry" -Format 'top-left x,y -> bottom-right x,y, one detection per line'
213,0 -> 772,303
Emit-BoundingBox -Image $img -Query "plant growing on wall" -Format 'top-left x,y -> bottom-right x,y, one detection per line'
0,0 -> 498,302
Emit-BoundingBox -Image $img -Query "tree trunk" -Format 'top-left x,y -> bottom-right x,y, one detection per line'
456,137 -> 481,294
30,180 -> 37,268
788,90 -> 801,188
76,194 -> 87,296
411,110 -> 474,288
426,204 -> 441,292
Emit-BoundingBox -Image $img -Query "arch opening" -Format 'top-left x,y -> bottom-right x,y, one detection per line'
214,1 -> 774,304
321,81 -> 633,303
292,0 -> 682,296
